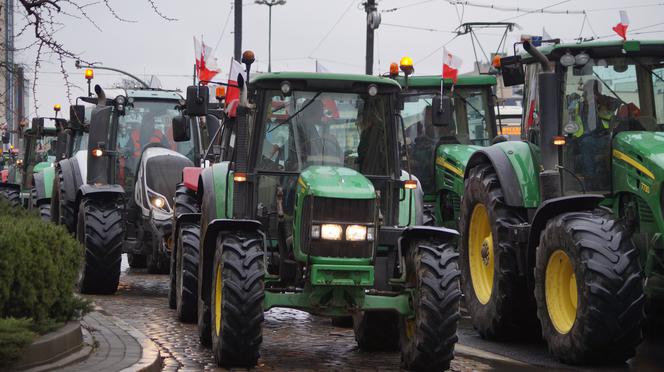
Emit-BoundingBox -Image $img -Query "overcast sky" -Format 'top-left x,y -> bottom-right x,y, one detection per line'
15,0 -> 664,117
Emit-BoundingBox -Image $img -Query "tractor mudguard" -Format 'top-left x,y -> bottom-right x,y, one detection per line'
76,184 -> 125,208
58,159 -> 83,208
183,167 -> 202,192
33,173 -> 46,205
199,218 -> 264,305
466,142 -> 539,208
398,225 -> 459,253
525,194 -> 604,281
33,167 -> 55,205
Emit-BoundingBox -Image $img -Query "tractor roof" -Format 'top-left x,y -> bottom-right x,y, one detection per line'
521,39 -> 664,62
396,74 -> 496,88
251,72 -> 402,92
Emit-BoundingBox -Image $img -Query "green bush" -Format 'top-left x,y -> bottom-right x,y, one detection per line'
0,198 -> 87,322
0,318 -> 37,365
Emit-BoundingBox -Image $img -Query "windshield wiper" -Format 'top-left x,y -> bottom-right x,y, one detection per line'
592,71 -> 629,106
454,93 -> 486,123
268,91 -> 323,134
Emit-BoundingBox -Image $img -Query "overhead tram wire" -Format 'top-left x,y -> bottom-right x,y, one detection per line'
212,4 -> 234,56
308,0 -> 356,58
446,0 -> 582,15
381,0 -> 436,13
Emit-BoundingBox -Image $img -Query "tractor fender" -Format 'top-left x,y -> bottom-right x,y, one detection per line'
183,167 -> 202,192
397,225 -> 459,258
76,184 -> 125,209
465,145 -> 525,207
58,158 -> 84,208
199,218 -> 265,304
525,194 -> 604,282
1,182 -> 20,190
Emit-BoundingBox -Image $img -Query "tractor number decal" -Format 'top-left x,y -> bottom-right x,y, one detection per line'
612,149 -> 655,180
436,156 -> 464,177
640,182 -> 651,194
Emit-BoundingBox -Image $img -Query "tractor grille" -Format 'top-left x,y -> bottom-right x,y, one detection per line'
300,196 -> 375,258
639,197 -> 655,224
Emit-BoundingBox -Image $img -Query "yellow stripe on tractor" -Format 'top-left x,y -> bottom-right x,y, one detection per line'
612,149 -> 655,180
436,157 -> 464,177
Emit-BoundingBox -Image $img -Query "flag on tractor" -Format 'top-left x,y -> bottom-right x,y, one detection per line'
612,10 -> 629,40
194,36 -> 220,84
225,58 -> 246,118
442,48 -> 462,84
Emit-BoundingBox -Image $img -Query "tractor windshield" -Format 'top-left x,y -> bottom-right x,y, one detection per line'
257,90 -> 390,175
560,56 -> 664,193
115,99 -> 195,190
401,87 -> 493,195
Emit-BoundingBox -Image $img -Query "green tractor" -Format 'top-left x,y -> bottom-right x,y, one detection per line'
394,73 -> 499,228
459,39 -> 664,364
1,116 -> 66,212
171,53 -> 462,370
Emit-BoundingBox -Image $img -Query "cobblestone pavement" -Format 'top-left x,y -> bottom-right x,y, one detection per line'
83,255 -> 500,372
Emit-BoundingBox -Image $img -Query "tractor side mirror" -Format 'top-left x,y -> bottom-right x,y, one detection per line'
431,96 -> 453,127
500,55 -> 525,86
172,115 -> 190,142
69,105 -> 86,129
186,85 -> 209,117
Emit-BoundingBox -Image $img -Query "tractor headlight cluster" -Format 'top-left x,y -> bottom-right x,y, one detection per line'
311,224 -> 374,241
147,189 -> 170,213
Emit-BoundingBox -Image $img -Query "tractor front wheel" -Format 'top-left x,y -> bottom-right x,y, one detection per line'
3,189 -> 20,208
176,223 -> 200,323
39,203 -> 51,222
399,240 -> 461,371
210,232 -> 265,368
459,163 -> 537,339
77,198 -> 124,294
534,211 -> 644,364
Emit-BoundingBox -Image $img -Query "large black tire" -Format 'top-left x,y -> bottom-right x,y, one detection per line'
53,167 -> 76,233
3,189 -> 21,208
534,211 -> 644,364
459,163 -> 537,340
171,183 -> 201,312
176,223 -> 200,323
77,198 -> 124,294
127,253 -> 147,268
210,232 -> 264,368
39,203 -> 51,222
198,289 -> 212,347
353,311 -> 399,351
399,240 -> 461,371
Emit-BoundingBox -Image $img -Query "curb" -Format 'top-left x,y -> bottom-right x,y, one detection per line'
14,321 -> 87,371
100,312 -> 162,372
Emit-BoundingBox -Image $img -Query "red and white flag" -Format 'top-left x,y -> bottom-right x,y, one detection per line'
612,10 -> 629,40
194,36 -> 220,84
225,58 -> 246,118
442,48 -> 463,84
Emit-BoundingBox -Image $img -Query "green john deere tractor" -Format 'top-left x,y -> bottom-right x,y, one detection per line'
1,117 -> 66,213
172,52 -> 462,370
395,74 -> 499,228
459,39 -> 664,364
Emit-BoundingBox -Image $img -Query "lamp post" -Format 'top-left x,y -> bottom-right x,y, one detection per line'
255,0 -> 286,73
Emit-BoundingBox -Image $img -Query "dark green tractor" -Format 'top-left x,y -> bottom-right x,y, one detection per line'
459,39 -> 664,364
395,74 -> 499,228
172,53 -> 462,370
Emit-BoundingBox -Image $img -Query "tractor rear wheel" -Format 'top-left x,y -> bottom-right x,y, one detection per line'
176,223 -> 200,323
77,198 -> 124,294
534,211 -> 644,364
459,163 -> 537,340
127,253 -> 147,268
4,189 -> 20,208
39,203 -> 51,222
210,232 -> 264,368
353,311 -> 399,351
399,240 -> 460,371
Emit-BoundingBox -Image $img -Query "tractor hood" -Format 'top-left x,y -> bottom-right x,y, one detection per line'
436,144 -> 483,178
298,166 -> 375,199
136,147 -> 194,215
33,161 -> 53,174
613,132 -> 664,177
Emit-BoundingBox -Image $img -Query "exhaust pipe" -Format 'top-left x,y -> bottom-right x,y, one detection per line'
523,40 -> 552,72
94,84 -> 106,107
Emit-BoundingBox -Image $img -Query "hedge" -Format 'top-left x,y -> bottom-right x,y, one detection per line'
0,198 -> 89,366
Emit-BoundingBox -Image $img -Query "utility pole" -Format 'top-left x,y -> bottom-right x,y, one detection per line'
234,0 -> 242,61
364,0 -> 380,75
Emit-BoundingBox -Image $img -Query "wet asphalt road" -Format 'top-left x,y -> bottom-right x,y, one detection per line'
83,255 -> 664,372
83,255 -> 497,371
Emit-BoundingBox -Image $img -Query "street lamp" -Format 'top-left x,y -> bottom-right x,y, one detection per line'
255,0 -> 286,73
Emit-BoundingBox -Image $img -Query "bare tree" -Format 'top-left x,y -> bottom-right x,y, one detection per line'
13,0 -> 177,114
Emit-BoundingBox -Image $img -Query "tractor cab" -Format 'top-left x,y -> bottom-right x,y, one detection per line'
392,73 -> 498,227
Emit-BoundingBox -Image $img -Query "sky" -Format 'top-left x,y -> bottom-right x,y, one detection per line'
14,0 -> 664,117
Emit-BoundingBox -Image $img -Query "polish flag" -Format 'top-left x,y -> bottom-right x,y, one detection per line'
442,48 -> 463,84
612,11 -> 629,40
225,58 -> 246,118
194,36 -> 220,84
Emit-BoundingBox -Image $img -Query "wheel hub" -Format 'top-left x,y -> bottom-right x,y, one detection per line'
481,239 -> 491,266
545,250 -> 578,334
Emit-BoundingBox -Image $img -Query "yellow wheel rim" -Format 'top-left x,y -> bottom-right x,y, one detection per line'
214,264 -> 222,336
545,250 -> 578,334
468,203 -> 494,304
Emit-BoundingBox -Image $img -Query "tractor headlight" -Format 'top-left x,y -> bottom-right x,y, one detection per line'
151,196 -> 166,209
320,224 -> 343,240
345,225 -> 367,241
147,189 -> 170,212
